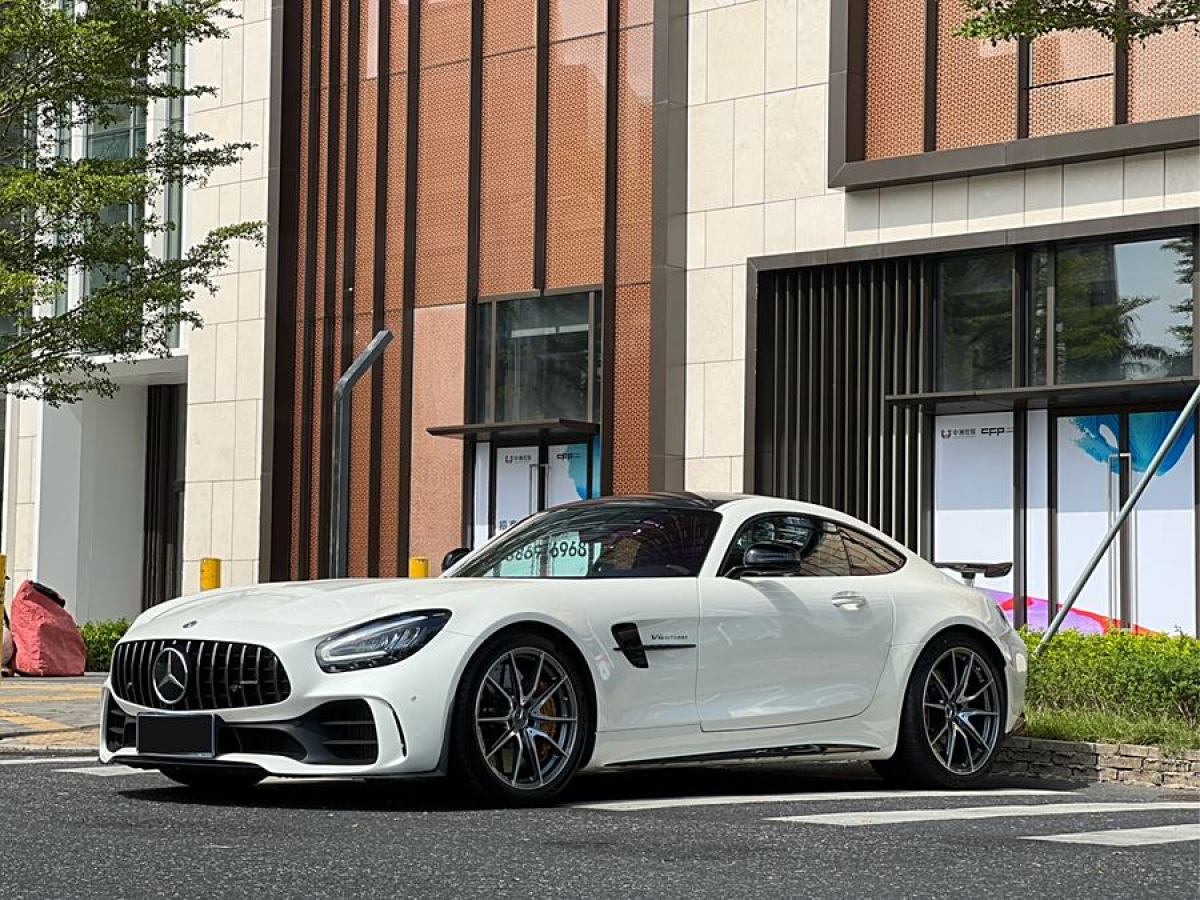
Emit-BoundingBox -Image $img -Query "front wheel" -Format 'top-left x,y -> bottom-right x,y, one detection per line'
873,632 -> 1006,788
449,631 -> 592,805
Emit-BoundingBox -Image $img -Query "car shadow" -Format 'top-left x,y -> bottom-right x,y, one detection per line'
117,760 -> 1081,813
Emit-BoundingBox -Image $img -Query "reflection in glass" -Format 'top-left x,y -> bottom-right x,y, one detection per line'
936,253 -> 1014,391
453,503 -> 719,578
1054,237 -> 1195,384
1029,250 -> 1049,385
474,292 -> 601,424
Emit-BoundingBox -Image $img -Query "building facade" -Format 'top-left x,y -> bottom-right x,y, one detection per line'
2,1 -> 1196,639
265,0 -> 685,580
683,0 -> 1199,635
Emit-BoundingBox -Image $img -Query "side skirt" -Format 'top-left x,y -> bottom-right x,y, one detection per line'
604,743 -> 879,768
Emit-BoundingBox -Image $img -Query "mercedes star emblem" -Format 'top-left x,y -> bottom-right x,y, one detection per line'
151,647 -> 189,706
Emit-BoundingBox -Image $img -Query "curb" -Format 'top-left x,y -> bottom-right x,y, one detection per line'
996,736 -> 1200,789
0,741 -> 98,756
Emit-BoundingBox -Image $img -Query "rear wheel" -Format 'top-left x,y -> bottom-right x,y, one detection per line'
159,766 -> 266,792
873,632 -> 1006,788
449,631 -> 592,805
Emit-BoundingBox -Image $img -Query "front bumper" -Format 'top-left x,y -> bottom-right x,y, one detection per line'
998,627 -> 1029,734
98,628 -> 477,777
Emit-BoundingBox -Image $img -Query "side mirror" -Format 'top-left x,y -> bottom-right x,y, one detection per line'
736,541 -> 804,577
442,547 -> 471,572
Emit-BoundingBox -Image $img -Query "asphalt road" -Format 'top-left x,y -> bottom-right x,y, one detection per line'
1,756 -> 1196,899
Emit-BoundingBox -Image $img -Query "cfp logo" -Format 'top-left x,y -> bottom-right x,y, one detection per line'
940,425 -> 1013,440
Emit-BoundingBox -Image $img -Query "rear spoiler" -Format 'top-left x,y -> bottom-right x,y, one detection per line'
933,561 -> 1012,586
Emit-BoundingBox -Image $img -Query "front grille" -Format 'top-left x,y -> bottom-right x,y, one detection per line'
110,639 -> 292,711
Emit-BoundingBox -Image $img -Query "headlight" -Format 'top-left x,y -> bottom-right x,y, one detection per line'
315,610 -> 451,673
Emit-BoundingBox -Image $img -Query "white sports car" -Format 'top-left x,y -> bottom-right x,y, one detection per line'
100,493 -> 1027,803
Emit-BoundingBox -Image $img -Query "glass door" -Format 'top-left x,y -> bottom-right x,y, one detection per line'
471,437 -> 601,544
1127,410 -> 1196,634
1054,409 -> 1197,634
1055,413 -> 1124,631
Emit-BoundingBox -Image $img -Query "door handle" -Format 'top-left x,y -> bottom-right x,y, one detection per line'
832,591 -> 868,610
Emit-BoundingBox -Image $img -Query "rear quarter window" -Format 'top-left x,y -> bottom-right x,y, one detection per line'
841,526 -> 906,576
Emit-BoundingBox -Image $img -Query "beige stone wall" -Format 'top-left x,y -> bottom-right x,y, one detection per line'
7,398 -> 41,590
996,736 -> 1200,789
683,0 -> 1200,493
179,1 -> 273,592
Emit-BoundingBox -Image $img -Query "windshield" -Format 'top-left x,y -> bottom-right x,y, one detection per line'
452,504 -> 721,578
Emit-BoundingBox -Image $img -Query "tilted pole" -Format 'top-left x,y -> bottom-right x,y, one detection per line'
1035,382 -> 1200,657
330,329 -> 394,578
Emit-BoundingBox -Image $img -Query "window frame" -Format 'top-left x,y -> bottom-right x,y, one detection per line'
839,523 -> 908,576
472,288 -> 603,425
452,502 -> 722,579
717,512 -> 853,579
934,249 -> 1018,393
931,226 -> 1198,395
828,0 -> 1200,192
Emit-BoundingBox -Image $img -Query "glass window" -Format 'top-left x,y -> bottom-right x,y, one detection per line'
937,254 -> 1013,391
841,527 -> 906,576
720,515 -> 852,578
453,503 -> 719,578
475,292 -> 601,423
1053,237 -> 1195,384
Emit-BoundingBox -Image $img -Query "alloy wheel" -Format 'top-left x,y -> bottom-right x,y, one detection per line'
921,647 -> 1001,775
473,647 -> 581,791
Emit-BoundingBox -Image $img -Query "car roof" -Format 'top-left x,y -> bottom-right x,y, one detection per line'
556,493 -> 914,558
560,491 -> 754,511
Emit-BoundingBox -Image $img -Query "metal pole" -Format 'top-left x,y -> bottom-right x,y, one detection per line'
1036,382 -> 1200,657
330,329 -> 394,578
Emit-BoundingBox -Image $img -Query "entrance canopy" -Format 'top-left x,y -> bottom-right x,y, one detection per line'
427,418 -> 599,443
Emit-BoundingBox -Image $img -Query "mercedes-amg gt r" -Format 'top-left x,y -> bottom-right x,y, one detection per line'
99,493 -> 1027,803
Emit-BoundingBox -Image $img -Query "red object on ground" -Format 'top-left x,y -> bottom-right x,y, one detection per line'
11,580 -> 87,677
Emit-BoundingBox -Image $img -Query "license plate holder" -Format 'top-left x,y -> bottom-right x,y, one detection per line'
136,713 -> 217,758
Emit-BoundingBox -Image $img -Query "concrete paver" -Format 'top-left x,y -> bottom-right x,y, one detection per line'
0,674 -> 104,752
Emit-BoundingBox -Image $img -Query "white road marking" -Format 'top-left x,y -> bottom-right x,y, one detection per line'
56,765 -> 156,778
1025,823 -> 1200,847
769,802 -> 1200,827
0,756 -> 96,766
573,788 -> 1060,812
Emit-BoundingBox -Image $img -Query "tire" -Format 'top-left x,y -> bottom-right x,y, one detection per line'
449,630 -> 592,806
872,631 -> 1007,789
159,766 -> 266,792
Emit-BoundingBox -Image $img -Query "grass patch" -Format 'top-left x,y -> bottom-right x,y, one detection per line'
1023,708 -> 1200,752
1019,628 -> 1200,751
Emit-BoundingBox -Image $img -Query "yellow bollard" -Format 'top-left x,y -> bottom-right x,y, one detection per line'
200,557 -> 222,591
408,556 -> 430,579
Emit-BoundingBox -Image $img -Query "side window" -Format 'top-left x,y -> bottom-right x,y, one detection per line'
721,515 -> 852,577
841,527 -> 906,576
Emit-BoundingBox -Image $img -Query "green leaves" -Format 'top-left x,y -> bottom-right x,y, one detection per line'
958,1 -> 1200,43
79,618 -> 130,672
1021,629 -> 1200,747
0,0 -> 262,404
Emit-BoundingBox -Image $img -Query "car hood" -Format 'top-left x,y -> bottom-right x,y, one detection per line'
128,578 -> 528,642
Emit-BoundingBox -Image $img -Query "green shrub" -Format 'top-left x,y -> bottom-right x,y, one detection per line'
1020,629 -> 1200,745
80,619 -> 130,672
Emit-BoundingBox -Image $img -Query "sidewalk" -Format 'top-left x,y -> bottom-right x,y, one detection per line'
0,674 -> 104,753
